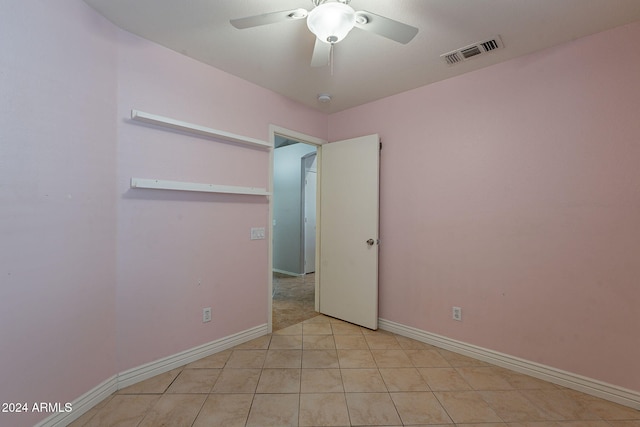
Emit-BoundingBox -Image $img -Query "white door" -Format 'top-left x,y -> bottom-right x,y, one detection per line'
303,155 -> 317,274
319,134 -> 380,329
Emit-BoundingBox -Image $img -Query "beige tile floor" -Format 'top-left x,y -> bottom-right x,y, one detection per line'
70,314 -> 640,426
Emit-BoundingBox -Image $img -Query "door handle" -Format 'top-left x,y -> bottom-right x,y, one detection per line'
366,239 -> 375,247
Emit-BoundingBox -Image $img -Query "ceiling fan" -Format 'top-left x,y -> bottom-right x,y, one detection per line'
231,0 -> 419,68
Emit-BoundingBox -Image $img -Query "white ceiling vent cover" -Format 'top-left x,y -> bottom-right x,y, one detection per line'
441,35 -> 504,65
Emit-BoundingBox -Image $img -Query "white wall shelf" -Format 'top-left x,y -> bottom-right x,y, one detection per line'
130,109 -> 272,149
130,178 -> 271,196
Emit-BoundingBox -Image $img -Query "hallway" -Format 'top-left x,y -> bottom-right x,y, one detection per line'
272,273 -> 318,331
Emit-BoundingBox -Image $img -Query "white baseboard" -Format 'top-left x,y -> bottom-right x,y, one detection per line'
33,375 -> 117,427
272,269 -> 304,277
118,323 -> 268,389
36,323 -> 268,427
379,318 -> 640,410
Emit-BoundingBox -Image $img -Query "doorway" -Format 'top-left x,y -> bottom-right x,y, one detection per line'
268,126 -> 381,332
271,134 -> 319,331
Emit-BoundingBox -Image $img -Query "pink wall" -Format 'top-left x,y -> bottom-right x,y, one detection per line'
1,1 -> 327,426
329,22 -> 640,392
0,1 -> 118,426
114,32 -> 327,370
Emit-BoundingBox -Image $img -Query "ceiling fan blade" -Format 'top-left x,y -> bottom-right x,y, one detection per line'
310,38 -> 331,67
354,11 -> 418,44
230,8 -> 308,29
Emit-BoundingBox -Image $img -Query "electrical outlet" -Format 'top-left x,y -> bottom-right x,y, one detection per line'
452,306 -> 462,321
203,307 -> 211,323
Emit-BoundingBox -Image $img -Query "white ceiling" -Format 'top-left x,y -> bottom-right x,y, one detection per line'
83,0 -> 640,113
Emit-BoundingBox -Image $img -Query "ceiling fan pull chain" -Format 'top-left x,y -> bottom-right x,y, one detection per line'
330,43 -> 334,75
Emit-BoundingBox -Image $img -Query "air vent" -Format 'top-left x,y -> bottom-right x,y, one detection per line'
481,39 -> 500,52
443,52 -> 462,64
440,35 -> 503,65
460,45 -> 482,59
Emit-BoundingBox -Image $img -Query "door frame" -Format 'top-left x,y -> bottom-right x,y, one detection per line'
268,125 -> 325,333
301,151 -> 317,275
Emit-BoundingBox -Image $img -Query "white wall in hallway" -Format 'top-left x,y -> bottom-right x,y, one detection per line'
273,143 -> 317,275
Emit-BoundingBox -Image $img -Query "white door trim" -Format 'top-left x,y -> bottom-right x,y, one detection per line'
301,151 -> 317,274
268,125 -> 325,333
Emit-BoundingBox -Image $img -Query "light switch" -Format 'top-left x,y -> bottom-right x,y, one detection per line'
250,227 -> 266,240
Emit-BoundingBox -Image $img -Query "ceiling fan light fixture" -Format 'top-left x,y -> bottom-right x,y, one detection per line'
307,2 -> 356,44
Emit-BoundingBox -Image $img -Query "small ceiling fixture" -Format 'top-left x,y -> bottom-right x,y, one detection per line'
317,93 -> 332,103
